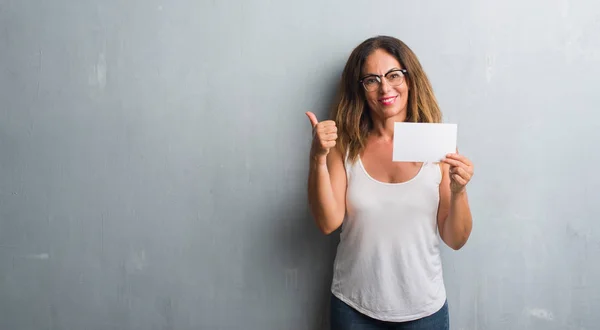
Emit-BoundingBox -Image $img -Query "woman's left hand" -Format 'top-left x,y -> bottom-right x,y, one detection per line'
442,152 -> 474,194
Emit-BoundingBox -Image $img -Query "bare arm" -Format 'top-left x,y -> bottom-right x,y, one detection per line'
307,147 -> 346,234
305,112 -> 346,235
437,153 -> 474,250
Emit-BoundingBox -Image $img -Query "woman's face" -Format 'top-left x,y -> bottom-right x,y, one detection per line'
360,48 -> 409,121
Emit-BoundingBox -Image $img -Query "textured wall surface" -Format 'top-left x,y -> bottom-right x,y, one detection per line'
1,0 -> 599,329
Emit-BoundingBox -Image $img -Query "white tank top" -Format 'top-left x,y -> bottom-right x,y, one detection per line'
330,153 -> 447,322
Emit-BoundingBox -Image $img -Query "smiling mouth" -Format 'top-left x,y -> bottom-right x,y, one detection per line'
379,96 -> 397,105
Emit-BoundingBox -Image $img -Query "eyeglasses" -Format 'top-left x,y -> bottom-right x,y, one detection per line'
358,69 -> 408,92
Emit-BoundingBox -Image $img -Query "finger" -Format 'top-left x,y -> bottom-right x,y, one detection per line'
318,125 -> 337,135
442,157 -> 464,169
445,153 -> 472,166
305,111 -> 319,128
452,174 -> 467,186
320,133 -> 338,143
322,133 -> 338,141
451,167 -> 471,181
442,157 -> 470,172
317,120 -> 337,128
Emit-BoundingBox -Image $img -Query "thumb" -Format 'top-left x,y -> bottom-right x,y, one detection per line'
305,111 -> 319,128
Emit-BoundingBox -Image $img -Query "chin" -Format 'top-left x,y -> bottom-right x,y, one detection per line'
384,106 -> 405,118
369,103 -> 406,119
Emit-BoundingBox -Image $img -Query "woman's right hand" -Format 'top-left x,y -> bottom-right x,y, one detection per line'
305,111 -> 345,235
306,111 -> 337,164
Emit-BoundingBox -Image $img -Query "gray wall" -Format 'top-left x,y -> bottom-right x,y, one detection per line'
1,0 -> 599,329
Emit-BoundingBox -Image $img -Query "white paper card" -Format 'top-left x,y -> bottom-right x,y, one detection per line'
392,122 -> 457,162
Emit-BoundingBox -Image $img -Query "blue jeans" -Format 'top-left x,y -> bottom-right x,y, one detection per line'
330,294 -> 449,330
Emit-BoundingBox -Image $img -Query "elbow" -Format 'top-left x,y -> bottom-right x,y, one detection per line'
317,218 -> 342,235
308,205 -> 343,235
320,227 -> 335,235
446,232 -> 471,250
440,228 -> 470,250
448,240 -> 466,251
314,214 -> 343,235
441,218 -> 472,250
319,224 -> 338,235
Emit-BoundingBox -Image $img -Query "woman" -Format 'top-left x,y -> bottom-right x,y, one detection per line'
306,36 -> 474,329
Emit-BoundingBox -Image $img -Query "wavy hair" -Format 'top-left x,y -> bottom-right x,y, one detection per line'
331,36 -> 442,163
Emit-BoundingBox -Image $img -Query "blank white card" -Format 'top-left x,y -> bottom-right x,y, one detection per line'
392,122 -> 457,162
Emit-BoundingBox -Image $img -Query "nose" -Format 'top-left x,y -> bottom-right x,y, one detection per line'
379,77 -> 392,93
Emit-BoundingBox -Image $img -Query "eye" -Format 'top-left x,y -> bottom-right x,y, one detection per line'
364,77 -> 378,85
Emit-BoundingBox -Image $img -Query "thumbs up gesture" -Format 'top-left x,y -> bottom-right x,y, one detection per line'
306,111 -> 338,163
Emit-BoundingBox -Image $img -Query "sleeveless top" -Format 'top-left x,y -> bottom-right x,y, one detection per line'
330,153 -> 447,322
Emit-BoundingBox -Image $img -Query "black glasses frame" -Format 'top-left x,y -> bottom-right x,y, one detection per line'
358,69 -> 408,90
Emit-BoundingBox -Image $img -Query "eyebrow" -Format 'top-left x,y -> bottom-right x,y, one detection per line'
361,67 -> 402,77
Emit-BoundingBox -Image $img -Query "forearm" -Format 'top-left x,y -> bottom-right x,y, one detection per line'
443,190 -> 473,250
307,158 -> 342,234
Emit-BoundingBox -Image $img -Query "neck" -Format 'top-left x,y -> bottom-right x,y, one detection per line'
370,112 -> 407,142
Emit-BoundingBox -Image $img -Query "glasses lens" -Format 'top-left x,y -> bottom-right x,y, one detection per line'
386,70 -> 405,86
362,77 -> 379,92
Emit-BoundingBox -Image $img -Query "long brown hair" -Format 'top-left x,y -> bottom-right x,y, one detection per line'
331,36 -> 442,163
